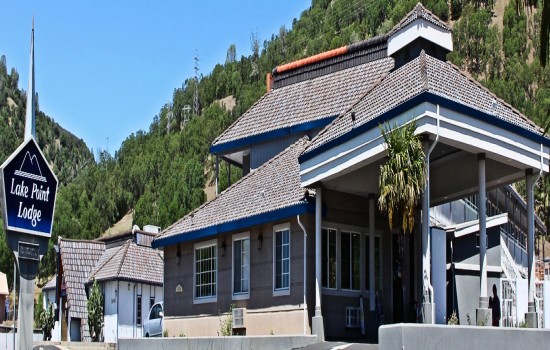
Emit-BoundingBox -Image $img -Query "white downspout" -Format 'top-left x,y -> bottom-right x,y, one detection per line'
297,214 -> 307,335
423,106 -> 439,323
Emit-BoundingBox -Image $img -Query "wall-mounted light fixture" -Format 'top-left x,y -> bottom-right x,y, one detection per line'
258,232 -> 263,250
221,239 -> 227,257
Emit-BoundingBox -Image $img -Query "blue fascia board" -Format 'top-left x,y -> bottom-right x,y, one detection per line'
210,115 -> 336,155
152,202 -> 315,248
300,92 -> 550,163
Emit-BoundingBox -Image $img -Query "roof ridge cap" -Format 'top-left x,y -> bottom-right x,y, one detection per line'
304,59 -> 394,153
89,241 -> 127,281
116,240 -> 132,279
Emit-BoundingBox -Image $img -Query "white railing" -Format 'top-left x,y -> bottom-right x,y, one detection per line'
501,278 -> 517,327
535,281 -> 544,328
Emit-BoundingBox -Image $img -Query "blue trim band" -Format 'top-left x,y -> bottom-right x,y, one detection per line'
152,202 -> 315,248
210,116 -> 336,155
300,92 -> 550,163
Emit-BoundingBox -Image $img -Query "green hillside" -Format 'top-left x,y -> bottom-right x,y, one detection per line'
2,0 -> 549,281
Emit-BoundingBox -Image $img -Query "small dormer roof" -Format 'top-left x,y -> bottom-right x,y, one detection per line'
389,3 -> 450,36
387,3 -> 453,57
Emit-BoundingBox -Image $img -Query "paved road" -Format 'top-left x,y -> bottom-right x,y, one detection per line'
296,341 -> 378,350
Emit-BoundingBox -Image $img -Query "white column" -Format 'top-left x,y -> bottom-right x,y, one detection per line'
422,139 -> 431,300
478,154 -> 488,305
369,195 -> 376,311
315,186 -> 322,316
526,170 -> 536,310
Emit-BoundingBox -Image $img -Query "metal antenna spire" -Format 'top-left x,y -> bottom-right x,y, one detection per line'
24,18 -> 36,140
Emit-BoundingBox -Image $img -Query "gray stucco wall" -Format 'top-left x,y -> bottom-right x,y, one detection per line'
379,324 -> 550,350
163,216 -> 317,326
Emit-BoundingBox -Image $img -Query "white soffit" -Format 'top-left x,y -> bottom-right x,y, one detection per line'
388,18 -> 453,56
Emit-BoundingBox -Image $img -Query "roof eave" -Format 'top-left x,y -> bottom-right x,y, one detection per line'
153,201 -> 314,248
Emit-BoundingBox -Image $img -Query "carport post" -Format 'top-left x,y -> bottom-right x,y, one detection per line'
312,185 -> 325,340
476,153 -> 491,325
525,169 -> 538,327
421,137 -> 433,323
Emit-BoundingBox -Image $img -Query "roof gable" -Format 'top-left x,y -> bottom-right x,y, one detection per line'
88,240 -> 163,285
303,51 -> 546,160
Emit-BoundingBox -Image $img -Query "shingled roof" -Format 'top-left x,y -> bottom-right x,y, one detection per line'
88,240 -> 163,286
59,238 -> 105,341
154,137 -> 313,247
303,51 -> 545,158
389,2 -> 450,35
42,275 -> 57,291
210,58 -> 394,154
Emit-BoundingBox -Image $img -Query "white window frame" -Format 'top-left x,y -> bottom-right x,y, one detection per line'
273,223 -> 291,296
322,228 -> 337,290
365,232 -> 383,295
232,232 -> 250,300
340,230 -> 361,291
321,222 -> 383,297
193,239 -> 218,304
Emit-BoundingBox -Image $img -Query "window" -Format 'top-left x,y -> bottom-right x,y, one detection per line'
136,295 -> 142,326
150,296 -> 155,311
341,231 -> 361,290
233,233 -> 250,297
274,224 -> 290,294
322,228 -> 337,289
366,235 -> 382,292
194,240 -> 217,302
345,307 -> 362,328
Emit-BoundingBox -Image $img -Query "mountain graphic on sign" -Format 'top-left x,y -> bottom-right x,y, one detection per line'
14,151 -> 46,182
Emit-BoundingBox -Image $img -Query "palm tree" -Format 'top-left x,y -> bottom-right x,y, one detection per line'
377,118 -> 426,322
378,119 -> 426,234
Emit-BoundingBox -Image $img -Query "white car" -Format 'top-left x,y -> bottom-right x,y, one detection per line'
143,301 -> 163,337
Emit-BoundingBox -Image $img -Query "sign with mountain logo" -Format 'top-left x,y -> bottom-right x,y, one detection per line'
0,137 -> 58,237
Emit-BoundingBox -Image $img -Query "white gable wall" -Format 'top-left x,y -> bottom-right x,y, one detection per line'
388,19 -> 453,56
102,280 -> 163,342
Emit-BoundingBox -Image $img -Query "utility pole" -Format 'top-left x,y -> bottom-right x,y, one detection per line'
193,52 -> 200,116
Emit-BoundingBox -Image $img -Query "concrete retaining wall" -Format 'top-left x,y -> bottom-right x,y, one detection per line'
380,323 -> 550,350
118,335 -> 319,350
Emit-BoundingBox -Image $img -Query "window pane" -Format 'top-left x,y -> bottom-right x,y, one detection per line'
195,244 -> 217,299
329,230 -> 336,289
341,232 -> 350,289
352,233 -> 360,290
275,229 -> 290,290
322,229 -> 328,287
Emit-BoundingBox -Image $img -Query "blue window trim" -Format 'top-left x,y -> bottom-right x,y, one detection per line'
152,202 -> 314,248
210,115 -> 336,155
299,92 -> 550,163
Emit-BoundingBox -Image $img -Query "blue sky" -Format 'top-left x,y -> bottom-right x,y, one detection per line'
1,0 -> 311,155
